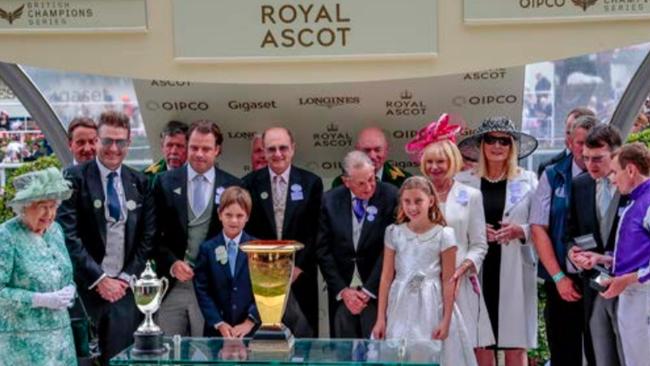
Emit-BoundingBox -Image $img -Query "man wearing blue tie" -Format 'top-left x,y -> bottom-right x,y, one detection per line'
193,186 -> 259,337
316,151 -> 398,338
57,111 -> 156,365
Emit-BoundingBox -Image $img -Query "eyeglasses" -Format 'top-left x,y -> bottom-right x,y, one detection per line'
100,138 -> 129,149
483,134 -> 512,146
265,145 -> 290,154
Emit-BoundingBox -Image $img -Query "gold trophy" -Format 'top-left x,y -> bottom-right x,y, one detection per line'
130,261 -> 169,355
240,240 -> 304,351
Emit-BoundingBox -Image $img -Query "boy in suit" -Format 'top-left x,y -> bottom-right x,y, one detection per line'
193,186 -> 259,337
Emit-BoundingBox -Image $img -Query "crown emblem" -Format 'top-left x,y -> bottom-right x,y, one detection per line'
0,5 -> 24,24
326,123 -> 339,132
400,90 -> 413,100
571,0 -> 597,11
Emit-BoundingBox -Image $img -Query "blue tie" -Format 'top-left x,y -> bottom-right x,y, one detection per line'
107,172 -> 121,221
353,198 -> 365,223
227,240 -> 237,276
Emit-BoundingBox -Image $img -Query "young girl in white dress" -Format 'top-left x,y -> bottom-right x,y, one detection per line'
372,176 -> 477,366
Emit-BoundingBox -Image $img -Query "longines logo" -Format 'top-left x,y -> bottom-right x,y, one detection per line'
298,96 -> 360,109
150,80 -> 191,87
228,100 -> 277,112
452,94 -> 518,107
385,90 -> 427,116
0,5 -> 24,24
312,123 -> 353,148
572,0 -> 597,11
145,101 -> 209,112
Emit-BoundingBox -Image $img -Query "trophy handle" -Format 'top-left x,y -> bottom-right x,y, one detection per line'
160,277 -> 169,299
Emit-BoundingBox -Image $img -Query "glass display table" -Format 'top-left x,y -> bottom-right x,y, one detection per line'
110,337 -> 441,365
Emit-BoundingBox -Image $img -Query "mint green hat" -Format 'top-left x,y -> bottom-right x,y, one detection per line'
9,167 -> 72,207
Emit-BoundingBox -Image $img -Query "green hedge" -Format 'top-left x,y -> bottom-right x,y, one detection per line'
0,155 -> 62,222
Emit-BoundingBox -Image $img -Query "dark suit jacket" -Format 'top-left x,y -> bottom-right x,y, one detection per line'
242,165 -> 323,269
569,173 -> 626,254
537,150 -> 568,177
57,160 -> 156,289
193,231 -> 259,336
152,164 -> 241,282
316,182 -> 398,297
331,162 -> 411,189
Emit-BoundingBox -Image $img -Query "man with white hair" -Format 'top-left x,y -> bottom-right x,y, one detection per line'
317,150 -> 398,338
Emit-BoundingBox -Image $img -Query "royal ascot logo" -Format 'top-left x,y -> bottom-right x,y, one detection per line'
385,90 -> 427,116
0,5 -> 24,24
227,100 -> 278,112
298,96 -> 360,109
463,69 -> 507,81
145,101 -> 209,112
452,94 -> 518,107
150,80 -> 191,87
312,123 -> 353,148
227,131 -> 257,140
572,0 -> 597,11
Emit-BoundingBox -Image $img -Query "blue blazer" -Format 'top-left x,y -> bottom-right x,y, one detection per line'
193,231 -> 260,337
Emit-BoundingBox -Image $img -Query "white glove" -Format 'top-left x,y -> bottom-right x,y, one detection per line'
32,285 -> 76,310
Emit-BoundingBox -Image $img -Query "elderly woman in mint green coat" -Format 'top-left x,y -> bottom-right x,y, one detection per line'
0,168 -> 77,366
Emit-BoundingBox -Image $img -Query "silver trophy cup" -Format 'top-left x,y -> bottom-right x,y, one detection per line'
130,261 -> 169,354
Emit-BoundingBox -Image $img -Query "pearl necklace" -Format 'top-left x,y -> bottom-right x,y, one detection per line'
484,172 -> 506,183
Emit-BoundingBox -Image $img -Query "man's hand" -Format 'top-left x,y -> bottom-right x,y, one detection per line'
171,260 -> 194,282
556,276 -> 581,302
217,322 -> 234,338
601,273 -> 637,299
341,288 -> 367,315
96,277 -> 128,303
232,319 -> 255,338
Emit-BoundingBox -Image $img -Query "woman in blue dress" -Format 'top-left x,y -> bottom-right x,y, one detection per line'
0,167 -> 77,366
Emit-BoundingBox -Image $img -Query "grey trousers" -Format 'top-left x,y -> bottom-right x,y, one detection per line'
157,280 -> 204,337
589,295 -> 625,366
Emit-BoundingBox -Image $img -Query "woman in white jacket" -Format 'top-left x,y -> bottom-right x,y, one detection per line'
406,114 -> 495,365
456,117 -> 539,366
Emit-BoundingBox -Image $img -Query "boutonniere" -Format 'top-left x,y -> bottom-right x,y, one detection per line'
215,246 -> 228,265
93,199 -> 102,209
290,184 -> 304,201
126,200 -> 137,211
215,186 -> 225,204
366,205 -> 378,222
388,166 -> 405,180
260,191 -> 269,200
456,189 -> 469,206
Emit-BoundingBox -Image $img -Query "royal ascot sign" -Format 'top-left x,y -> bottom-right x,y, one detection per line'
0,0 -> 147,32
465,0 -> 650,24
172,0 -> 438,62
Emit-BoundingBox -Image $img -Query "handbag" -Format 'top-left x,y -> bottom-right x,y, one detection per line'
70,296 -> 101,366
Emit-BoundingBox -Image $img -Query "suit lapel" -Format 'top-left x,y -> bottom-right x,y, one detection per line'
357,187 -> 381,251
337,188 -> 354,251
173,166 -> 189,236
282,167 -> 301,235
88,162 -> 107,246
234,232 -> 251,278
258,169 -> 277,237
121,167 -> 139,255
207,167 -> 222,235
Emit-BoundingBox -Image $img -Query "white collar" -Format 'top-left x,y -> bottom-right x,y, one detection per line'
188,164 -> 215,184
376,165 -> 384,181
571,159 -> 584,178
96,157 -> 121,178
269,165 -> 291,183
223,231 -> 243,246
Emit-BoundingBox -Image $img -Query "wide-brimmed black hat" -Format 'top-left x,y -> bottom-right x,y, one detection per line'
457,116 -> 538,161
